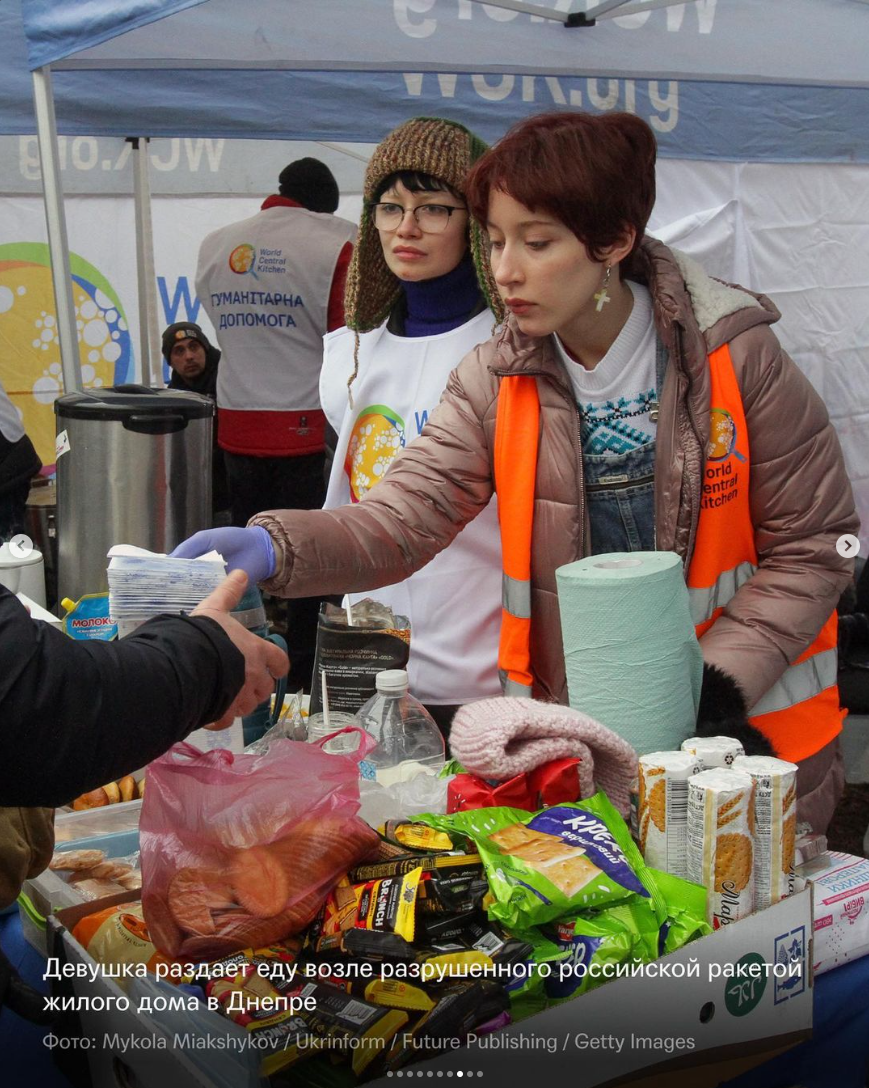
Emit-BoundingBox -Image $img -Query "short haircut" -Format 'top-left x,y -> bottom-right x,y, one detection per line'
466,111 -> 657,267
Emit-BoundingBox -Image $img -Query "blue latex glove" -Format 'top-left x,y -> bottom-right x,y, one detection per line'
170,526 -> 277,584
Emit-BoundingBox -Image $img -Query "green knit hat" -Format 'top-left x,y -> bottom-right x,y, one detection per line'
344,116 -> 501,334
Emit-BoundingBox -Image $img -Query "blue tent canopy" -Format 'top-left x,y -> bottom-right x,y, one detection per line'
4,0 -> 868,161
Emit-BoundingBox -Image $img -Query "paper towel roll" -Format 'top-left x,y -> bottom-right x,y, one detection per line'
555,551 -> 702,755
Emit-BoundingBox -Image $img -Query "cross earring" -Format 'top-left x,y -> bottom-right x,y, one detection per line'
594,265 -> 612,313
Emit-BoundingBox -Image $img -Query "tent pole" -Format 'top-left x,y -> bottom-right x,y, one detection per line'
316,142 -> 372,165
130,137 -> 163,388
589,0 -> 695,19
460,0 -> 569,20
32,66 -> 81,394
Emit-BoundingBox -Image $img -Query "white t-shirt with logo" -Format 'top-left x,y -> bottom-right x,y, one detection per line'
320,311 -> 502,706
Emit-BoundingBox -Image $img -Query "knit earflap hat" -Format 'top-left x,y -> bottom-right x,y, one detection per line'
344,116 -> 500,335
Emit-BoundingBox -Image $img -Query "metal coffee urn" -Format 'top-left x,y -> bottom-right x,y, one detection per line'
55,385 -> 214,605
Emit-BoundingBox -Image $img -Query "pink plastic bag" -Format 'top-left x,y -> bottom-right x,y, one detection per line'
140,731 -> 380,961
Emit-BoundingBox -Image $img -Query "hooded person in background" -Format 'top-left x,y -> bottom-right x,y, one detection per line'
161,322 -> 229,520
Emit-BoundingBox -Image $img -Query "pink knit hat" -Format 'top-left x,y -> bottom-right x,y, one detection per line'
449,697 -> 638,817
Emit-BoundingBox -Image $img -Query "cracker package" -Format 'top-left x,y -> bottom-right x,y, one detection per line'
637,751 -> 702,878
687,768 -> 756,927
416,793 -> 666,930
733,755 -> 797,909
681,735 -> 745,769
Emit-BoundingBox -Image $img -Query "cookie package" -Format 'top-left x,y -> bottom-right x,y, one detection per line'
687,767 -> 756,928
637,751 -> 702,879
733,755 -> 798,910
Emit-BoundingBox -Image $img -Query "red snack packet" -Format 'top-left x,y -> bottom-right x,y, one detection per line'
528,758 -> 582,806
447,772 -> 535,813
447,758 -> 582,813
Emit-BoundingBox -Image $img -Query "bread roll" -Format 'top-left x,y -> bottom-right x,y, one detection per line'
103,781 -> 121,804
119,775 -> 137,803
72,788 -> 109,810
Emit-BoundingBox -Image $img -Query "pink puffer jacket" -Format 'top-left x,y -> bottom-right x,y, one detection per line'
253,238 -> 857,722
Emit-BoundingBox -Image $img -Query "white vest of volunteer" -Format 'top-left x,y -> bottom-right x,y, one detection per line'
321,312 -> 502,706
196,206 -> 356,414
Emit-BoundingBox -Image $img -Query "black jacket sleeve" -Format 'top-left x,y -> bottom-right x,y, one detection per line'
323,420 -> 339,489
0,588 -> 245,806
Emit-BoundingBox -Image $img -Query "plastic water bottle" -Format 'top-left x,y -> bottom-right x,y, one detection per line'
355,669 -> 445,786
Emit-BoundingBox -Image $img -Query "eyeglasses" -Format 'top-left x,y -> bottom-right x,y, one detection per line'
370,202 -> 468,234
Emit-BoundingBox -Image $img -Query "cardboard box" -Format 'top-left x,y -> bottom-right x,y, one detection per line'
46,888 -> 812,1088
368,887 -> 813,1086
807,851 -> 869,975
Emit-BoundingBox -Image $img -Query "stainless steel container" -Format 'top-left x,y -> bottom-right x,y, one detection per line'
54,385 -> 213,604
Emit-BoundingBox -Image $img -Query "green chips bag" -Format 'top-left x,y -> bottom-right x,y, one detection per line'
543,898 -> 661,1002
648,868 -> 711,955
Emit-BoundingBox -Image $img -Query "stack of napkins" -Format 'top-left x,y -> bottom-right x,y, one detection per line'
107,544 -> 226,636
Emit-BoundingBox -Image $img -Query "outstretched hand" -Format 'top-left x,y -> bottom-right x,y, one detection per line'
171,526 -> 277,584
192,570 -> 289,730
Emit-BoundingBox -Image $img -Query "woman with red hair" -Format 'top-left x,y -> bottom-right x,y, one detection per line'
175,112 -> 857,833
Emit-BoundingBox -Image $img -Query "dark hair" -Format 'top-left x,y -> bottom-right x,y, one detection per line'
466,111 -> 656,269
278,157 -> 340,213
373,170 -> 463,203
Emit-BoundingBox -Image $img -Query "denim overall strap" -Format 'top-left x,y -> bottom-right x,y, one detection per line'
581,332 -> 668,555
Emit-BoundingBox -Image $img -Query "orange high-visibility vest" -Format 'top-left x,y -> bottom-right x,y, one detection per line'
687,344 -> 843,762
493,375 -> 539,697
495,348 -> 843,761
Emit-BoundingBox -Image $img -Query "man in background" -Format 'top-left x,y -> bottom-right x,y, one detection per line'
163,321 -> 220,397
162,322 -> 229,521
195,158 -> 355,687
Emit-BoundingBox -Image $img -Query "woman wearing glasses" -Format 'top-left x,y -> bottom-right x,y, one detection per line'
317,117 -> 503,732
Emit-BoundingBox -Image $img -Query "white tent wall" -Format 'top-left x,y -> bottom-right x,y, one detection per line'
651,159 -> 869,552
3,150 -> 867,549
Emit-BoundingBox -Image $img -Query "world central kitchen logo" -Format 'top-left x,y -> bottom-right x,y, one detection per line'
228,243 -> 288,279
228,243 -> 258,278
